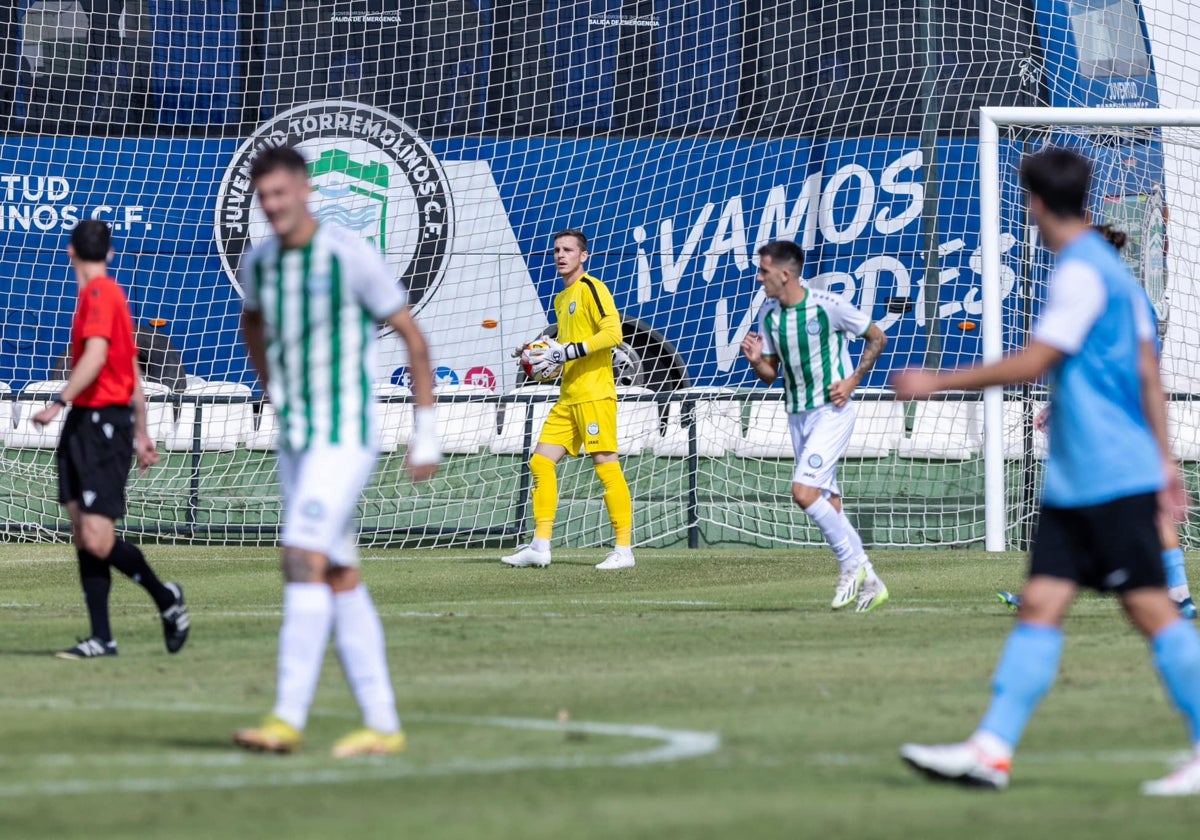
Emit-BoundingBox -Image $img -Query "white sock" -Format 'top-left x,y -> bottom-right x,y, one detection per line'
803,496 -> 858,569
334,585 -> 401,734
835,508 -> 880,582
614,545 -> 634,558
1171,585 -> 1192,603
532,538 -> 551,552
273,583 -> 334,730
837,509 -> 866,561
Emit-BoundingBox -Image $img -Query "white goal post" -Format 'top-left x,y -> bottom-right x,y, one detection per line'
980,106 -> 1200,551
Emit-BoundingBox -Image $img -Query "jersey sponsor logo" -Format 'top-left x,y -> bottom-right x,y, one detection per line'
215,100 -> 454,314
805,318 -> 822,335
807,454 -> 823,469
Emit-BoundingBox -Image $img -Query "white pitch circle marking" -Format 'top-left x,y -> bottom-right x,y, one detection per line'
0,701 -> 720,798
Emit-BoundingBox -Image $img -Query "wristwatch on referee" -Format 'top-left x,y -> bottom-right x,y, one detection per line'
51,392 -> 67,407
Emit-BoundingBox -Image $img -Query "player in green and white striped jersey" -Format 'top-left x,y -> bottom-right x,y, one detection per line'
235,145 -> 441,759
742,240 -> 890,613
240,221 -> 398,451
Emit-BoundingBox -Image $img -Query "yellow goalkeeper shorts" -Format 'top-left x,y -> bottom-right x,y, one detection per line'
538,398 -> 618,455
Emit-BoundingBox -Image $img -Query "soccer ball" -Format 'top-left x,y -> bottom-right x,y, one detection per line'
520,341 -> 562,383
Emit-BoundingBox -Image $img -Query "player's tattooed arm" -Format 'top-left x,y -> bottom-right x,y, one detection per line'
829,324 -> 887,407
853,323 -> 888,381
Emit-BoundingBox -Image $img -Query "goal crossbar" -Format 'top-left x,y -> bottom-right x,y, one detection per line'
979,107 -> 1200,551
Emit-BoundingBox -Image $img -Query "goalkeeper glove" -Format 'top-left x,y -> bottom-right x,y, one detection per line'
407,406 -> 443,467
530,357 -> 560,379
511,334 -> 548,359
527,336 -> 586,369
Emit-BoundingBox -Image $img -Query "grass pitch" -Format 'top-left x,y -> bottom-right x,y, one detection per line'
1,544 -> 1198,840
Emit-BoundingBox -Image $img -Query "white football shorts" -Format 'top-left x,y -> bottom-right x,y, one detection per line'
276,444 -> 378,567
788,402 -> 856,494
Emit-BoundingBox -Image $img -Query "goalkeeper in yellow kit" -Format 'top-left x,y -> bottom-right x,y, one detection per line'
501,229 -> 635,570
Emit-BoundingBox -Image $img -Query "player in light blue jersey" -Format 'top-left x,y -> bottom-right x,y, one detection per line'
741,240 -> 890,612
998,223 -> 1195,619
892,147 -> 1200,795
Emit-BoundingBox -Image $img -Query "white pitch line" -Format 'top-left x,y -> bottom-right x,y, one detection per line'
0,701 -> 720,798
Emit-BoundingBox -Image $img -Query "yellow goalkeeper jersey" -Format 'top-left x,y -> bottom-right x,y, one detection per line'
554,272 -> 623,405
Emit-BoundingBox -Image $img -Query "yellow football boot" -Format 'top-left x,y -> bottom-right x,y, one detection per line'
233,715 -> 303,754
331,728 -> 407,758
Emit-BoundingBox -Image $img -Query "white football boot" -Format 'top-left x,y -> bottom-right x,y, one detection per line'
595,550 -> 635,570
899,741 -> 1011,790
855,576 -> 890,613
1143,754 -> 1200,796
831,564 -> 867,609
500,544 -> 552,568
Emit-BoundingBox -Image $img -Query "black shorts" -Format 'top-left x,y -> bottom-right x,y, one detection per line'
57,405 -> 135,520
1029,492 -> 1164,593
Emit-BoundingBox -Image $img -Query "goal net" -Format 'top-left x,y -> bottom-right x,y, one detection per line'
981,107 -> 1200,551
0,1 -> 1196,550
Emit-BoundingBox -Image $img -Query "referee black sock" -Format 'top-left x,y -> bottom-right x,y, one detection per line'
77,549 -> 114,644
106,540 -> 175,612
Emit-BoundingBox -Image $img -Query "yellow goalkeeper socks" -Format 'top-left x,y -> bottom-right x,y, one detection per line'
530,453 -> 558,541
595,460 -> 633,547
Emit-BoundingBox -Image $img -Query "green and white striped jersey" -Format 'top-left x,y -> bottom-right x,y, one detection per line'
239,224 -> 407,451
758,288 -> 872,412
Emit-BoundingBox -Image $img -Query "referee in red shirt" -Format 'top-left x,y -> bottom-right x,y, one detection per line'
33,220 -> 190,659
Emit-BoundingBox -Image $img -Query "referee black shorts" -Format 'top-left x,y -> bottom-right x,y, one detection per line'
56,405 -> 136,520
1029,492 -> 1165,593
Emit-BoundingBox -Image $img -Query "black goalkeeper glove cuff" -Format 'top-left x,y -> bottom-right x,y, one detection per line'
564,342 -> 587,361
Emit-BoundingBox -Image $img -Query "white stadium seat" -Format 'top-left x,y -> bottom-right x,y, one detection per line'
375,383 -> 413,454
1169,401 -> 1200,461
244,401 -> 279,451
164,381 -> 253,451
7,380 -> 68,448
490,385 -> 559,455
434,383 -> 496,455
733,399 -> 792,458
897,398 -> 983,460
1002,399 -> 1049,460
616,386 -> 658,456
845,389 -> 905,458
141,380 -> 173,443
653,387 -> 742,458
0,381 -> 11,446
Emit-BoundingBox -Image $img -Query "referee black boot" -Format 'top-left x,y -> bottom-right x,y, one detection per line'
55,637 -> 118,660
160,582 -> 190,654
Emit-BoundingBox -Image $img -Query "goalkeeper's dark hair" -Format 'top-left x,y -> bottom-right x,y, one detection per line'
757,240 -> 805,276
249,145 -> 309,182
554,229 -> 589,251
70,219 -> 112,262
1020,147 -> 1091,219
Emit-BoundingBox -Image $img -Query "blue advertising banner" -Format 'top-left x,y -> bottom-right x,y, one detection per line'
0,131 -> 1019,392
